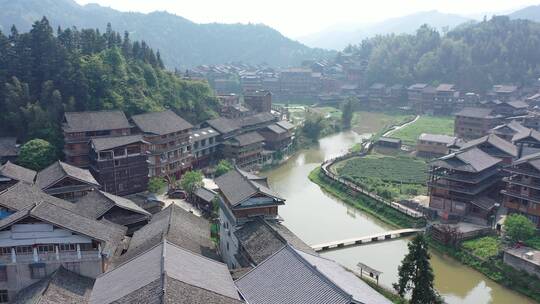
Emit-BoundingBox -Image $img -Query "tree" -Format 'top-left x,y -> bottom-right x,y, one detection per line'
180,170 -> 204,198
17,139 -> 56,170
215,160 -> 233,177
505,214 -> 536,243
341,97 -> 355,129
302,113 -> 324,141
147,176 -> 167,193
394,234 -> 441,304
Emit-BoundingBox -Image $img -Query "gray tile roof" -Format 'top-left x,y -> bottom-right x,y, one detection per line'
436,83 -> 455,91
190,127 -> 218,142
131,110 -> 193,135
63,111 -> 131,132
205,117 -> 241,134
90,134 -> 146,151
74,190 -> 150,223
276,120 -> 295,131
215,168 -> 283,207
0,196 -> 126,257
115,204 -> 216,264
12,266 -> 94,304
0,182 -> 82,213
418,133 -> 456,144
236,245 -> 391,304
234,217 -> 316,265
455,107 -> 496,119
407,83 -> 428,90
0,161 -> 36,184
266,124 -> 287,134
231,132 -> 264,146
514,151 -> 540,171
240,112 -> 276,128
0,137 -> 19,157
90,240 -> 242,304
432,147 -> 501,173
36,161 -> 99,190
506,100 -> 529,109
460,134 -> 518,157
194,187 -> 217,203
513,128 -> 540,143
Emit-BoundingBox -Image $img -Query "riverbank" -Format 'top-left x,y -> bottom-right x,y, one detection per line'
308,167 -> 424,228
310,165 -> 540,302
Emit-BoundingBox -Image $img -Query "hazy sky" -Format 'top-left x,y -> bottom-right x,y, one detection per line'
74,0 -> 540,37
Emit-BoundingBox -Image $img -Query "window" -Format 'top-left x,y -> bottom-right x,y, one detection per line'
0,266 -> 7,282
0,290 -> 8,303
59,244 -> 76,252
37,244 -> 54,253
16,246 -> 32,254
30,263 -> 46,279
0,248 -> 10,256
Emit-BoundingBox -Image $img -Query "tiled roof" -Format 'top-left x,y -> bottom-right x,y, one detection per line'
493,84 -> 518,93
90,240 -> 242,304
36,161 -> 99,190
231,132 -> 264,146
0,182 -> 80,213
74,190 -> 150,224
63,111 -> 131,132
407,83 -> 428,90
418,133 -> 456,144
236,245 -> 391,304
0,137 -> 19,157
455,107 -> 495,118
12,267 -> 94,304
436,83 -> 455,91
506,100 -> 529,109
460,134 -> 518,157
240,112 -> 276,128
215,168 -> 283,207
266,124 -> 287,134
194,187 -> 216,203
432,147 -> 501,172
205,117 -> 241,134
90,134 -> 146,151
235,217 -> 316,265
276,120 -> 295,131
0,198 -> 126,256
0,161 -> 36,184
190,127 -> 218,142
514,151 -> 540,171
131,110 -> 192,135
115,204 -> 216,264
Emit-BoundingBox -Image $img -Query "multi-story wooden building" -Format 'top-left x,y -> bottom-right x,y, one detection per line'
89,135 -> 149,196
433,84 -> 457,115
244,90 -> 272,113
454,107 -> 503,140
502,152 -> 540,227
458,134 -> 518,165
131,110 -> 193,179
222,132 -> 264,169
190,127 -> 219,168
36,161 -> 100,201
416,133 -> 457,158
63,111 -> 132,168
0,183 -> 126,301
428,148 -> 502,225
258,121 -> 295,152
407,83 -> 429,113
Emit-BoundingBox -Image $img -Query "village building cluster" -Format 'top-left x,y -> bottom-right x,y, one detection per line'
0,155 -> 391,303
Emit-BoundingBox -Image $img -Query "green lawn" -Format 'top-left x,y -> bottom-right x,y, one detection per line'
462,236 -> 501,259
389,116 -> 454,145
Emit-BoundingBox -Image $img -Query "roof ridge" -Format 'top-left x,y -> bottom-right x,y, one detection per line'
166,275 -> 243,303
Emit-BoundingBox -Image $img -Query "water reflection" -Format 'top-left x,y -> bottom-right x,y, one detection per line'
264,130 -> 535,304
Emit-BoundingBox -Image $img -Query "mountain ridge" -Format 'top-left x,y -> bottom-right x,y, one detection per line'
0,0 -> 330,68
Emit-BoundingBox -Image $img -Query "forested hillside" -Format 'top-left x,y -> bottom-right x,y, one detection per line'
0,0 -> 330,68
0,17 -> 218,150
348,16 -> 540,91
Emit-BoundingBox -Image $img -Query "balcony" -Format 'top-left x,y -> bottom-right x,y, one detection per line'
503,177 -> 540,191
504,167 -> 540,179
429,168 -> 499,184
428,176 -> 500,195
502,189 -> 540,204
0,250 -> 101,264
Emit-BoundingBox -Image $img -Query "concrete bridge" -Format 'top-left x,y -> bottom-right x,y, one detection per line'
311,228 -> 424,252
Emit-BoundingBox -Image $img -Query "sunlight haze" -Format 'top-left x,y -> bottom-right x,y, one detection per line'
74,0 -> 540,37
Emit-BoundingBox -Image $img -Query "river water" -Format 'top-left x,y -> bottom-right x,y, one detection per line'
264,131 -> 535,304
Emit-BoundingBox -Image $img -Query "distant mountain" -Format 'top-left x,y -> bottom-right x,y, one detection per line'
509,5 -> 540,22
299,10 -> 473,50
0,0 -> 331,68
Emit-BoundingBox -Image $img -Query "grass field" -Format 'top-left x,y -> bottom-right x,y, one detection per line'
352,111 -> 413,135
336,154 -> 428,200
462,236 -> 501,259
389,115 -> 454,145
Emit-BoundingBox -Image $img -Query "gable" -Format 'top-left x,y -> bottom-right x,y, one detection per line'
45,176 -> 95,190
